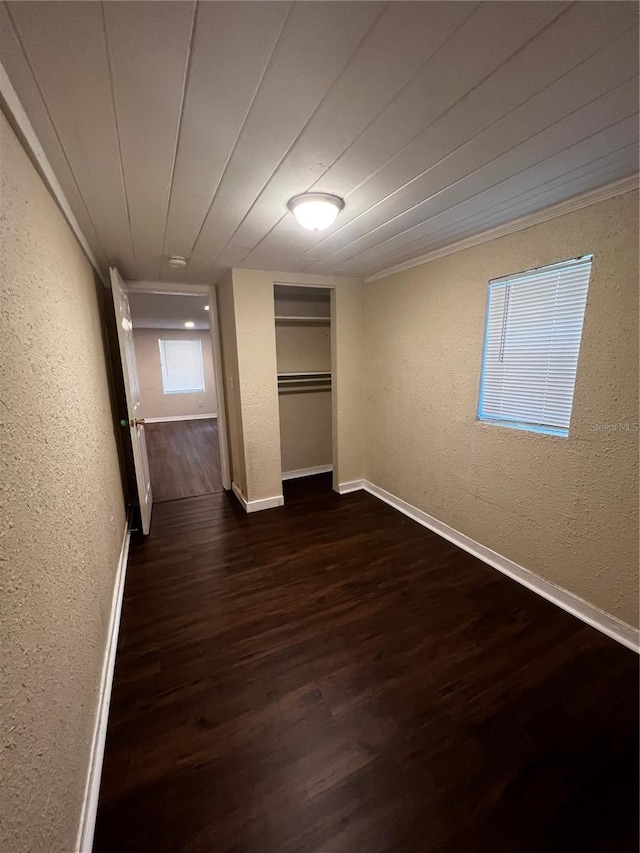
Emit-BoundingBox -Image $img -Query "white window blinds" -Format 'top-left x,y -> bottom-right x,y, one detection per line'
478,256 -> 592,437
159,339 -> 205,395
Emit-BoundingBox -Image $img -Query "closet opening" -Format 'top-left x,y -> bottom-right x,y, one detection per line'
274,284 -> 334,491
127,290 -> 227,503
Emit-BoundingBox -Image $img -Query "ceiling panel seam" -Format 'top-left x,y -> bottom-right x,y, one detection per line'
308,107 -> 638,273
207,1 -> 390,273
304,65 -> 639,269
355,149 -> 639,274
364,173 -> 639,282
295,2 -> 574,264
3,0 -> 109,269
0,57 -> 106,280
373,141 -> 640,261
158,0 -> 199,280
101,0 -> 139,279
183,0 -> 294,262
220,1 -> 481,271
362,173 -> 639,279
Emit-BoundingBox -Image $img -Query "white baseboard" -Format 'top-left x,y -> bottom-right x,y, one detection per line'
144,413 -> 217,423
283,464 -> 332,481
340,479 -> 638,652
246,494 -> 284,513
76,522 -> 131,853
232,482 -> 284,513
231,482 -> 248,510
336,479 -> 365,494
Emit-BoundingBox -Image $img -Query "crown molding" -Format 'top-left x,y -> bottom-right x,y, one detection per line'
0,59 -> 104,283
365,174 -> 640,283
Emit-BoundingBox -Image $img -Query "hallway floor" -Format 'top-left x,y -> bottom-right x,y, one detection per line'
145,417 -> 222,502
94,475 -> 638,852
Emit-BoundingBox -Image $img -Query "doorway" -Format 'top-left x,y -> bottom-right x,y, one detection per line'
274,283 -> 334,491
127,291 -> 224,502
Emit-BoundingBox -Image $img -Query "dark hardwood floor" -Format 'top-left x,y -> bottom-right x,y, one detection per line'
94,474 -> 638,853
145,417 -> 222,502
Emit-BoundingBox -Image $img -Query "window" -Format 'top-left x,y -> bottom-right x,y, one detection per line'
159,338 -> 205,395
478,255 -> 592,437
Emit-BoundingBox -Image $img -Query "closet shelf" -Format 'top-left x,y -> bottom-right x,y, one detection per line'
275,315 -> 330,324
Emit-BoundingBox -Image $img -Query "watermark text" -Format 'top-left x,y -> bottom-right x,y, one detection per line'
589,422 -> 638,432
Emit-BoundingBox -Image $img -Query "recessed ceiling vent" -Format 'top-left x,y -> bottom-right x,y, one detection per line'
167,255 -> 188,269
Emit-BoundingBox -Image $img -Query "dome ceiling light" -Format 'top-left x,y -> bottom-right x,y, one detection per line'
287,192 -> 345,231
167,255 -> 188,269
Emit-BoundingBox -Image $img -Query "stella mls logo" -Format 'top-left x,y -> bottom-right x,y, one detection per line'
589,422 -> 639,432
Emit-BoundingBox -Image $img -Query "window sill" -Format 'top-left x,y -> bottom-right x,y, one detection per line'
477,418 -> 568,438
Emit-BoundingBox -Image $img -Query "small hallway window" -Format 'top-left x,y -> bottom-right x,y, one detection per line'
478,255 -> 593,437
159,338 -> 205,395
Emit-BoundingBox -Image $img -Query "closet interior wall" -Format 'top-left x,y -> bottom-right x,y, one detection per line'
274,285 -> 332,476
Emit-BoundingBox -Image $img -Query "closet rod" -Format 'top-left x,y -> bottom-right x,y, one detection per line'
278,386 -> 331,395
274,315 -> 330,324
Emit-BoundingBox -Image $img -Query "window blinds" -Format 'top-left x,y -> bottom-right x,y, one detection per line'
478,256 -> 593,437
159,338 -> 205,394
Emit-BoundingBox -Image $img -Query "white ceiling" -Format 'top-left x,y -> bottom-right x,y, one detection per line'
128,292 -> 210,330
2,1 -> 638,283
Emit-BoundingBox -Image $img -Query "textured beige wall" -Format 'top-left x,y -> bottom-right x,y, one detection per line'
279,391 -> 332,472
132,327 -> 217,419
331,279 -> 366,487
275,323 -> 331,374
216,271 -> 247,495
0,110 -> 126,850
364,191 -> 639,628
275,286 -> 330,319
231,269 -> 283,501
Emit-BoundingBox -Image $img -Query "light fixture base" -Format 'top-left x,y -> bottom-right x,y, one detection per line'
287,192 -> 345,231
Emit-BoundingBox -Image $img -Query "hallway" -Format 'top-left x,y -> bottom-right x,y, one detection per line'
145,418 -> 222,502
94,476 -> 638,853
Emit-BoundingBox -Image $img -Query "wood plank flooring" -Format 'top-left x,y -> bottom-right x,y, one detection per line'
145,418 -> 222,502
94,474 -> 639,853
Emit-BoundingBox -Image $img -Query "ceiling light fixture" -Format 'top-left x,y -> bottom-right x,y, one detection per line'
184,321 -> 195,328
287,192 -> 345,231
167,255 -> 187,269
204,304 -> 210,311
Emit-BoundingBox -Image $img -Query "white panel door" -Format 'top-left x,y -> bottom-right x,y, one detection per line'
110,266 -> 152,534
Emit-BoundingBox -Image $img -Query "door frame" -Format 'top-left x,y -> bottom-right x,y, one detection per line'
125,279 -> 231,492
110,266 -> 153,533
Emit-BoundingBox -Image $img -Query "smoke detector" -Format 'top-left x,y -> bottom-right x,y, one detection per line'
167,255 -> 188,269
